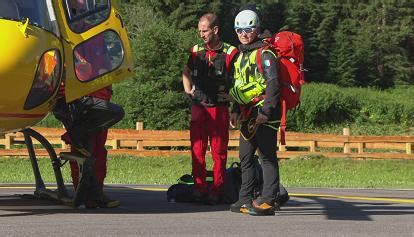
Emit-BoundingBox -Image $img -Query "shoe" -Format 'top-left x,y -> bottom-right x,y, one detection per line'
230,199 -> 252,214
85,199 -> 99,209
204,194 -> 221,205
97,195 -> 121,208
249,199 -> 278,216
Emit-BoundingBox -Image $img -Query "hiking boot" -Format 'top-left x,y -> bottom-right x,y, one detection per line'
230,199 -> 252,214
85,199 -> 99,209
87,195 -> 120,208
249,199 -> 279,216
98,195 -> 121,208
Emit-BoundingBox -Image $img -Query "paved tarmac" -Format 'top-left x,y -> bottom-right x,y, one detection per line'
0,185 -> 414,237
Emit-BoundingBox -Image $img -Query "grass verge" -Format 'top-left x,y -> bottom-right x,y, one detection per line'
1,155 -> 414,189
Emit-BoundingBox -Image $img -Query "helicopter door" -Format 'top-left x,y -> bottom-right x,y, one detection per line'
53,0 -> 133,102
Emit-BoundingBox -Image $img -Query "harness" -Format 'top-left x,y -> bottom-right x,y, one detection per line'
191,43 -> 236,106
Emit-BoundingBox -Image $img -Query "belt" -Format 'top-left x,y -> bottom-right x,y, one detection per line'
247,94 -> 266,106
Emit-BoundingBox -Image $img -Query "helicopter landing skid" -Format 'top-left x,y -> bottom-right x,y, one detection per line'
20,128 -> 72,206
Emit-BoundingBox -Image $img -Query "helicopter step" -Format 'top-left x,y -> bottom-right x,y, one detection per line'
60,151 -> 106,208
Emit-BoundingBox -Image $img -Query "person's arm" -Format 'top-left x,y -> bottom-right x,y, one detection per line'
182,65 -> 193,96
182,52 -> 194,97
256,51 -> 279,124
230,102 -> 241,128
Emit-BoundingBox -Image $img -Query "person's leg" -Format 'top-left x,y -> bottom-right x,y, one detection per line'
93,129 -> 108,189
70,97 -> 124,138
237,134 -> 257,202
248,125 -> 279,216
69,159 -> 79,190
255,125 -> 279,204
190,104 -> 209,196
208,105 -> 229,199
85,129 -> 119,208
230,133 -> 257,213
69,97 -> 123,208
53,99 -> 82,190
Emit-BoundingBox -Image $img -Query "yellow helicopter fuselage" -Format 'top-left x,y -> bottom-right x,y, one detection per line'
0,0 -> 132,135
0,19 -> 61,134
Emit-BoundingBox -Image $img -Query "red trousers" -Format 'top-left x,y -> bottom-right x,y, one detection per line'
69,130 -> 108,190
190,104 -> 229,196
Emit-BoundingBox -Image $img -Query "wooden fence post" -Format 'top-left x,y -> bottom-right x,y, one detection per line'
357,143 -> 364,154
112,139 -> 119,150
407,143 -> 412,155
136,122 -> 144,151
5,134 -> 13,149
343,128 -> 350,153
278,127 -> 286,151
61,125 -> 67,149
309,141 -> 316,152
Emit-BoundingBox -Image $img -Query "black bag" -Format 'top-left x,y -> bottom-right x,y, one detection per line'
222,162 -> 242,204
166,173 -> 213,203
166,183 -> 194,203
222,157 -> 290,206
167,174 -> 195,203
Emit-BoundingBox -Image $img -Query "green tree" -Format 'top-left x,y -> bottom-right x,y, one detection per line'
113,3 -> 198,129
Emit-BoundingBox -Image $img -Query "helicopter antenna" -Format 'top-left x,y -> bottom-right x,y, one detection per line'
19,18 -> 29,38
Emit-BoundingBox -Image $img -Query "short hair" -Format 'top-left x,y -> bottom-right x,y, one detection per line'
199,13 -> 219,28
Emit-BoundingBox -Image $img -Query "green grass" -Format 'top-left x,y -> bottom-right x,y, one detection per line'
1,155 -> 414,189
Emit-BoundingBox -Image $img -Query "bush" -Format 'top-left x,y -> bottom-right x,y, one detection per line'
289,83 -> 359,130
286,83 -> 414,135
112,3 -> 199,129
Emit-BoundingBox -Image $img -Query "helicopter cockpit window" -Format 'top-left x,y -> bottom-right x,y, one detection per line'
0,0 -> 60,36
24,50 -> 62,110
73,30 -> 124,82
0,0 -> 20,20
64,0 -> 110,33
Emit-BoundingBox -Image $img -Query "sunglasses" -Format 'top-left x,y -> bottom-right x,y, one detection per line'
235,27 -> 256,34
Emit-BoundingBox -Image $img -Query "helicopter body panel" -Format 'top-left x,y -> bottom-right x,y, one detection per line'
0,20 -> 63,134
0,0 -> 133,135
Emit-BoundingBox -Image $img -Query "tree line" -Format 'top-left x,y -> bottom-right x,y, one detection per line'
111,0 -> 413,130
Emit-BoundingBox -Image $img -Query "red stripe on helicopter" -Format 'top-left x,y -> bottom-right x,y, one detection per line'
0,113 -> 46,118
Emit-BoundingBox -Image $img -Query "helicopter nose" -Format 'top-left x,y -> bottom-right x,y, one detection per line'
0,19 -> 62,132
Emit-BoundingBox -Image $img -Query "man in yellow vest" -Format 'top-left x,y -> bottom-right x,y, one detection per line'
229,9 -> 281,216
182,13 -> 238,204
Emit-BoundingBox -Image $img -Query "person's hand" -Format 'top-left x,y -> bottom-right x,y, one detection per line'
256,113 -> 268,124
230,113 -> 240,128
217,92 -> 234,102
184,87 -> 195,100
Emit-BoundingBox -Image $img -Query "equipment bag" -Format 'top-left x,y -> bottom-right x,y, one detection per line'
166,173 -> 213,203
256,31 -> 306,145
222,158 -> 290,206
222,162 -> 242,204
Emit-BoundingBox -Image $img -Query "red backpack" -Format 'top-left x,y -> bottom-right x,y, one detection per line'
256,31 -> 306,145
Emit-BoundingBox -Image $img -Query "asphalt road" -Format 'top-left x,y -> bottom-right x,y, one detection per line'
1,185 -> 414,237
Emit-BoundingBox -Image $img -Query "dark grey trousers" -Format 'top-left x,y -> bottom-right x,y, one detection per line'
238,124 -> 280,204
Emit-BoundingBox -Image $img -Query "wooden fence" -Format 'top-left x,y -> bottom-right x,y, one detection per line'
0,123 -> 413,159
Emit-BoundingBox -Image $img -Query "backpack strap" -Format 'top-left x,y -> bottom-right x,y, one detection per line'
280,100 -> 287,145
256,47 -> 265,76
256,46 -> 288,145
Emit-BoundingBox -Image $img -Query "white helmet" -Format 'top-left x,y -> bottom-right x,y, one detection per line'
234,10 -> 260,29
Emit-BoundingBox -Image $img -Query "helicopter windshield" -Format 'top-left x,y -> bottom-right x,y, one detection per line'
0,0 -> 59,36
64,0 -> 111,33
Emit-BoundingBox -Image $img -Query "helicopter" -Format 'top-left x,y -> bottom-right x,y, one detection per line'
0,0 -> 133,204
